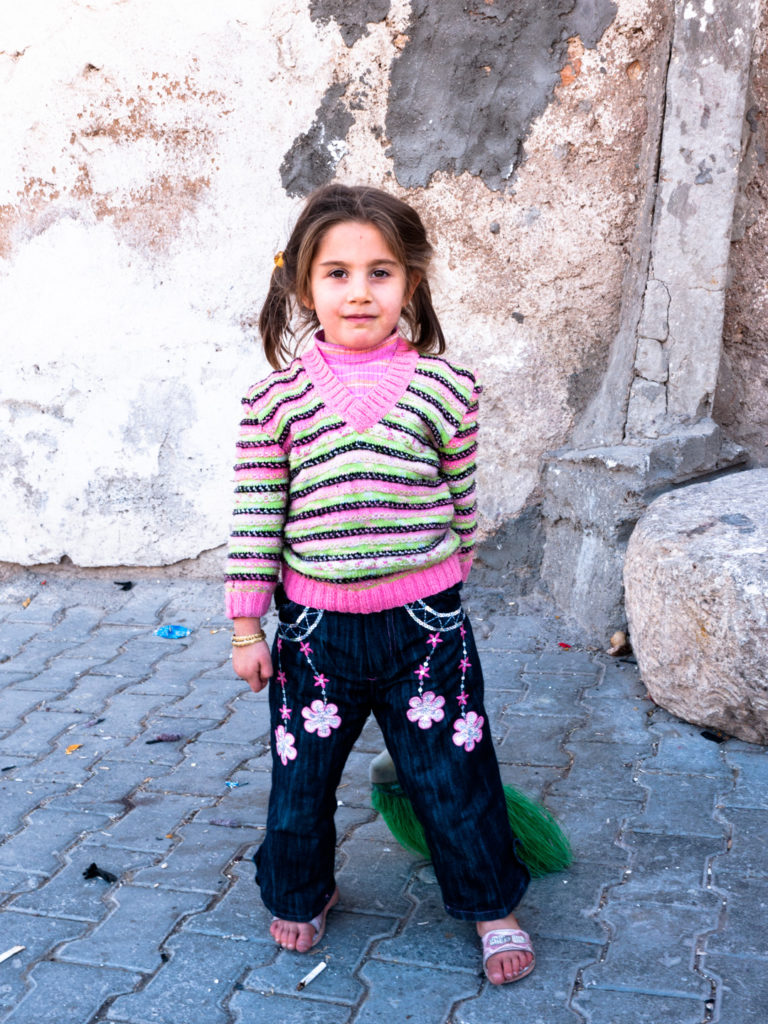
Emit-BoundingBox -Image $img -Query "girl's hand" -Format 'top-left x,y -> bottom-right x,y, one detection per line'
232,641 -> 273,694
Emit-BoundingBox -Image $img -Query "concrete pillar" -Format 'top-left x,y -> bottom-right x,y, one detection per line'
540,0 -> 760,640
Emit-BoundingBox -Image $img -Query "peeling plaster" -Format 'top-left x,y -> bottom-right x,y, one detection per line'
280,81 -> 354,196
385,0 -> 618,190
309,0 -> 391,46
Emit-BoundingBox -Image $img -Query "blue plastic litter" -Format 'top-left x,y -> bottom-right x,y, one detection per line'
155,625 -> 191,639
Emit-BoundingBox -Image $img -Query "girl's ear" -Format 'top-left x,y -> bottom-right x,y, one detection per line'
405,272 -> 422,305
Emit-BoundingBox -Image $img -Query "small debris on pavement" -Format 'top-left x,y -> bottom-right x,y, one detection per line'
114,581 -> 134,591
209,818 -> 243,828
225,781 -> 249,789
84,718 -> 106,727
22,597 -> 32,609
297,961 -> 327,990
65,743 -> 83,755
701,729 -> 729,743
155,625 -> 191,639
0,946 -> 25,965
558,642 -> 572,650
1,765 -> 17,772
83,862 -> 118,883
607,630 -> 632,656
145,733 -> 183,745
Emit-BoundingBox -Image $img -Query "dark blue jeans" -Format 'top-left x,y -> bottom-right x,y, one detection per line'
254,583 -> 530,922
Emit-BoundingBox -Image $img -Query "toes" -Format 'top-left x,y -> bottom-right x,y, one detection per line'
486,950 -> 534,984
270,919 -> 314,952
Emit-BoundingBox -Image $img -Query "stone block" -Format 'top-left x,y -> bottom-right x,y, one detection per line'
543,792 -> 640,864
183,857 -> 271,941
710,807 -> 768,882
0,706 -> 87,757
646,726 -> 730,777
0,805 -> 114,874
705,875 -> 768,958
106,932 -> 268,1024
625,378 -> 667,439
550,741 -> 647,802
355,960 -> 480,1024
721,748 -> 768,809
582,896 -> 717,998
373,876 -> 478,970
146,743 -> 249,797
637,279 -> 670,341
636,336 -> 669,383
4,961 -> 141,1023
131,819 -> 265,893
335,837 -> 413,916
518,861 -> 618,944
59,884 -> 211,972
629,772 -> 726,838
80,792 -> 214,854
625,469 -> 768,743
0,913 -> 86,1019
11,844 -> 155,921
495,713 -> 578,768
591,659 -> 646,701
574,988 -> 708,1023
0,688 -> 46,736
569,700 -> 650,747
701,953 -> 768,1024
618,831 -> 726,897
0,639 -> 73,676
230,991 -> 352,1023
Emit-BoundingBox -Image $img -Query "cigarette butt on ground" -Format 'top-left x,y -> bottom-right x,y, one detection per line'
296,960 -> 327,990
0,946 -> 25,964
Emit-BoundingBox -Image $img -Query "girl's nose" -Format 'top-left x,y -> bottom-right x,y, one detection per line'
347,273 -> 371,301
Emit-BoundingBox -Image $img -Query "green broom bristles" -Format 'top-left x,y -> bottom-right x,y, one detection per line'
371,781 -> 571,878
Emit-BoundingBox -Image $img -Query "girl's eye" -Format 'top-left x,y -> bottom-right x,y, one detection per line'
371,269 -> 391,278
328,269 -> 347,278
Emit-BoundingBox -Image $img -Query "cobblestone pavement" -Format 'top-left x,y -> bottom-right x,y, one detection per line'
1,572 -> 766,1024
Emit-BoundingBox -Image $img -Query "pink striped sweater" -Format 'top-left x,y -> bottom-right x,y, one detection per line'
226,337 -> 480,618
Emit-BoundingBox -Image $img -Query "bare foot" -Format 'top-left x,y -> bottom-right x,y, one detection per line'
477,912 -> 535,985
270,888 -> 339,953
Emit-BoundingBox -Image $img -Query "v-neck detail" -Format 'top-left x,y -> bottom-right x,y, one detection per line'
302,339 -> 419,432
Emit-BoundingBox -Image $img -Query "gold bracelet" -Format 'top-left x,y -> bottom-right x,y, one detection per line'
231,631 -> 267,647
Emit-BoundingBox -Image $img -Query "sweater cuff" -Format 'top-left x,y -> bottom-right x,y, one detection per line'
225,587 -> 273,619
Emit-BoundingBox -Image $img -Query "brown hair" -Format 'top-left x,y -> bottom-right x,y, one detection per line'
258,184 -> 445,369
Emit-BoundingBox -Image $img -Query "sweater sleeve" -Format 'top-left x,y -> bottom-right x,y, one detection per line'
439,380 -> 480,580
225,393 -> 288,618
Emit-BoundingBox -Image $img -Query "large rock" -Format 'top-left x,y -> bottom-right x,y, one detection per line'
624,469 -> 768,744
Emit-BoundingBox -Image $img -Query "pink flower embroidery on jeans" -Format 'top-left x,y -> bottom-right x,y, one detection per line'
302,700 -> 342,737
452,711 -> 484,751
274,725 -> 297,766
406,690 -> 445,730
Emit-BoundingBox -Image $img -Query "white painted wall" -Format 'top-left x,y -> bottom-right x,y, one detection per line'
0,0 -> 662,567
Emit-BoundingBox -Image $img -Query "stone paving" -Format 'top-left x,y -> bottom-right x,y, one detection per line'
1,572 -> 766,1024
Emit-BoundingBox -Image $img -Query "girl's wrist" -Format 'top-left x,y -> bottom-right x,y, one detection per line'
232,617 -> 266,647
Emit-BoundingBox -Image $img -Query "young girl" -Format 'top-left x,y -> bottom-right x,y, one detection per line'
226,184 -> 534,985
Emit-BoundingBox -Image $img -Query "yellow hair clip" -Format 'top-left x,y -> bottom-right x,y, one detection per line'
273,251 -> 285,269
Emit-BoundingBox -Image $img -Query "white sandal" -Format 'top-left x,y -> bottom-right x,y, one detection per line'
481,927 -> 535,984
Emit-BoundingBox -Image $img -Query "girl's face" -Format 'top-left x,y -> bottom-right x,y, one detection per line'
305,221 -> 415,350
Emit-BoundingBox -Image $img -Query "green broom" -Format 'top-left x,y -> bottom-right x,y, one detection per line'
369,750 -> 571,878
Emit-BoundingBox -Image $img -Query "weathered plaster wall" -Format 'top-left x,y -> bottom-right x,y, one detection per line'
0,0 -> 669,571
715,6 -> 768,466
